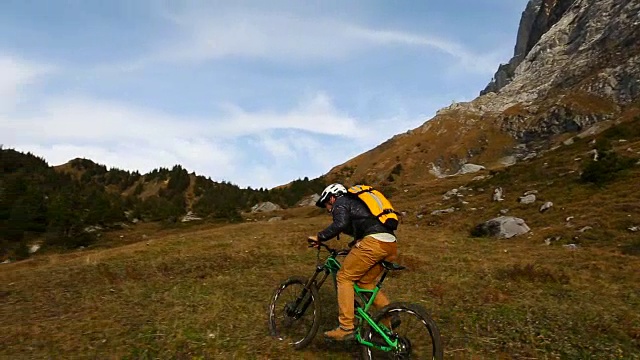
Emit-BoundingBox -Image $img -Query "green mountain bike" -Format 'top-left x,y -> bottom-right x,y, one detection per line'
268,240 -> 443,359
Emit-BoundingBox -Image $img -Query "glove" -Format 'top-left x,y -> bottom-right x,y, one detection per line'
307,236 -> 320,249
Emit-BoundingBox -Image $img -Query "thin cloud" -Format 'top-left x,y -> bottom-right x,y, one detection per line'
348,26 -> 503,74
105,5 -> 498,75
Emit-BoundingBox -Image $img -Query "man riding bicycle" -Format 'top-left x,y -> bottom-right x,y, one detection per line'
308,183 -> 399,341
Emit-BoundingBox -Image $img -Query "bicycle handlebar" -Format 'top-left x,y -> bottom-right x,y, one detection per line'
307,238 -> 350,256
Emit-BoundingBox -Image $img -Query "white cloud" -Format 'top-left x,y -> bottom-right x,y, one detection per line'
6,91 -> 365,142
2,87 -> 385,187
218,92 -> 372,139
0,49 -> 429,188
106,5 -> 498,75
253,134 -> 297,160
0,55 -> 53,111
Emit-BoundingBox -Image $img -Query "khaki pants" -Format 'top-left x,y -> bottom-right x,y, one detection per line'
336,236 -> 398,330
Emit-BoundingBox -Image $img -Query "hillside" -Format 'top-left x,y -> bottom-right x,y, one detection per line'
1,116 -> 639,359
1,151 -> 326,260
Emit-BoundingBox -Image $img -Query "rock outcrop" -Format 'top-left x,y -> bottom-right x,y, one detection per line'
434,0 -> 640,168
324,0 -> 640,184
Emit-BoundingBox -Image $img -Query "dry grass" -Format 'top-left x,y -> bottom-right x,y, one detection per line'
3,164 -> 640,360
1,214 -> 639,359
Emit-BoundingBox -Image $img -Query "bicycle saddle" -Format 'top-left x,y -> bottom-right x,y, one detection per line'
380,260 -> 406,271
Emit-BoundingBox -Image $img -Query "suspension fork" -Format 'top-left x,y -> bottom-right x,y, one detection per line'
294,265 -> 329,316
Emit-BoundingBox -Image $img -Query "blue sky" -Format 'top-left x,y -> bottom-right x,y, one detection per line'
1,0 -> 529,188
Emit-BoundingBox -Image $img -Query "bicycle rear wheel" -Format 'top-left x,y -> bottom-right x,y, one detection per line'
360,302 -> 443,360
268,276 -> 320,349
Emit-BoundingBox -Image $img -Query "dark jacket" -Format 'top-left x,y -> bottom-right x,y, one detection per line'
317,195 -> 394,242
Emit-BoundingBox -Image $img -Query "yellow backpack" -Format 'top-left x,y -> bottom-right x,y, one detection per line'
347,184 -> 400,230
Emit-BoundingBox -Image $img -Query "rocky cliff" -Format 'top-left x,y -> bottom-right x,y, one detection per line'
326,0 -> 640,183
481,0 -> 545,95
488,0 -> 640,105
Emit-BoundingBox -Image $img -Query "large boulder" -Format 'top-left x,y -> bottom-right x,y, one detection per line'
297,194 -> 321,207
471,216 -> 531,239
458,163 -> 486,175
251,202 -> 282,213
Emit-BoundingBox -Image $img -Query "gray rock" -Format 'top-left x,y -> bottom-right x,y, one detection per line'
84,225 -> 103,233
578,124 -> 608,139
431,207 -> 456,215
578,226 -> 593,233
499,156 -> 517,167
443,189 -> 459,198
429,163 -> 447,179
297,194 -> 321,207
540,201 -> 554,213
544,235 -> 562,245
472,216 -> 531,239
493,187 -> 504,202
181,211 -> 202,222
29,244 -> 41,254
251,202 -> 282,213
519,194 -> 536,204
458,163 -> 485,174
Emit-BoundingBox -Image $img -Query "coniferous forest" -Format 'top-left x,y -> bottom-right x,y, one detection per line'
0,147 -> 326,259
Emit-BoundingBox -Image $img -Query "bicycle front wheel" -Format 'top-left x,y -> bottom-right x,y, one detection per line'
360,302 -> 443,360
268,276 -> 320,349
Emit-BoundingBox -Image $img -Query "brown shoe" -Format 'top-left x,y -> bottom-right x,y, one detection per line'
323,327 -> 355,341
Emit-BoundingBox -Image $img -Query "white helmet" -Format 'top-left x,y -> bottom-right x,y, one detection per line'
316,183 -> 347,207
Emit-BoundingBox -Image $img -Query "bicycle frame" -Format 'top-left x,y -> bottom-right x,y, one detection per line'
300,243 -> 399,351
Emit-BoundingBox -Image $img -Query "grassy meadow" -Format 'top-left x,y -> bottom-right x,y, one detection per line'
1,210 -> 639,359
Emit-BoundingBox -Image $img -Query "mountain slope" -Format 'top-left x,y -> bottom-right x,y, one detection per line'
325,0 -> 640,185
